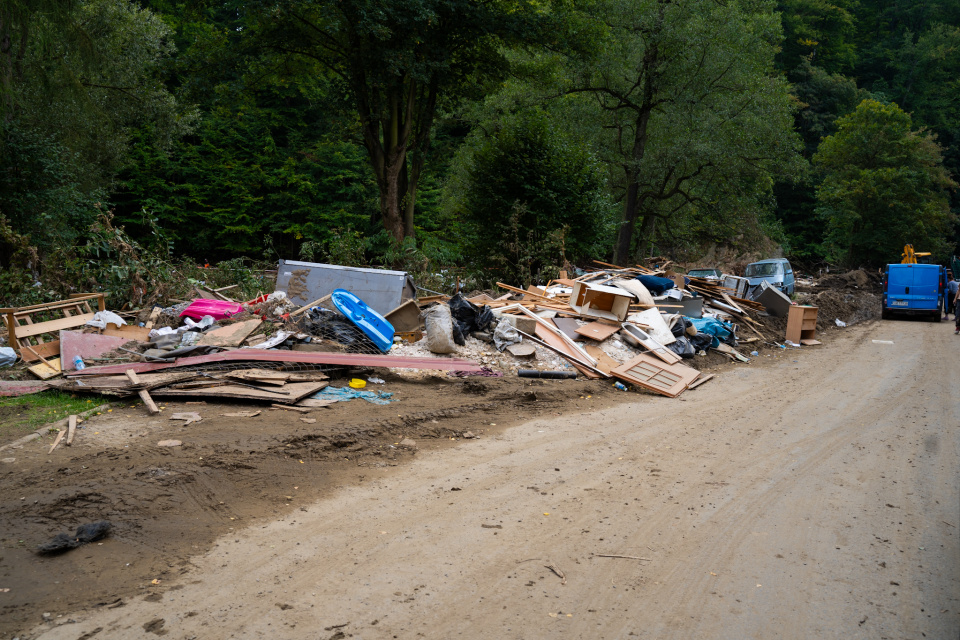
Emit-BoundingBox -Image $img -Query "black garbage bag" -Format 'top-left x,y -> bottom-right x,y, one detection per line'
688,332 -> 714,352
37,521 -> 112,554
448,294 -> 495,342
671,316 -> 693,338
666,335 -> 695,358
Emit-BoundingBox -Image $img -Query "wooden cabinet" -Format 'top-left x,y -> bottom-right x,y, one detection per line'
785,305 -> 819,344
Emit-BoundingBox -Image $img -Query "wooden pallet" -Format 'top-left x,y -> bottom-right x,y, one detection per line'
1,293 -> 106,362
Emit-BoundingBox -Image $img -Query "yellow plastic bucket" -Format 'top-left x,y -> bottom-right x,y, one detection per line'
349,378 -> 367,389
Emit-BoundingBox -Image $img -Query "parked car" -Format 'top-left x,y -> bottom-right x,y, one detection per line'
686,268 -> 723,280
744,258 -> 795,295
882,263 -> 944,321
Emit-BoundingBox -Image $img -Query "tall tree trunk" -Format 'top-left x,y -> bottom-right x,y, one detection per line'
613,103 -> 655,263
0,12 -> 13,122
615,171 -> 640,264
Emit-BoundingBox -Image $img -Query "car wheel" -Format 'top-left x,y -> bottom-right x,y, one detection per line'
934,311 -> 943,323
881,306 -> 891,320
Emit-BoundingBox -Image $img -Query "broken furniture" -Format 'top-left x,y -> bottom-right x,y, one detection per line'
786,305 -> 819,345
1,294 -> 106,378
755,281 -> 792,317
569,281 -> 632,322
611,354 -> 701,398
276,259 -> 416,316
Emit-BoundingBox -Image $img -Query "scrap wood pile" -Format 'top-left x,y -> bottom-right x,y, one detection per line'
404,261 -> 774,398
1,281 -> 484,405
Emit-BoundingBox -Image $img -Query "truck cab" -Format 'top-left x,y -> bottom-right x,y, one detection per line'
882,263 -> 944,321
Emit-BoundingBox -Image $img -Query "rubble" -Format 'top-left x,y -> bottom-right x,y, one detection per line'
1,260 -> 878,406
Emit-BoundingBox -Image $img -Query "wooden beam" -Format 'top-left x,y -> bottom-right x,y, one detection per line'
126,369 -> 160,415
66,415 -> 77,446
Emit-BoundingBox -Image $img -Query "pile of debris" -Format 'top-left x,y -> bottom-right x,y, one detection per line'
394,260 -> 800,398
0,271 -> 483,406
1,258 -> 840,404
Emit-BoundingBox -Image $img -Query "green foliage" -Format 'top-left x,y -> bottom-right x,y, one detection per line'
0,121 -> 105,256
814,99 -> 956,266
115,95 -> 379,260
452,111 -> 614,286
776,0 -> 858,73
560,0 -> 804,261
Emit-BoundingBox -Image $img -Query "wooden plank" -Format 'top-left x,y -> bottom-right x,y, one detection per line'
583,344 -> 621,375
551,317 -> 583,342
0,294 -> 102,315
144,307 -> 161,330
197,319 -> 263,348
127,369 -> 160,415
611,354 -> 700,398
66,415 -> 78,446
13,313 -> 95,339
28,357 -> 62,380
102,324 -> 153,341
575,321 -> 620,342
271,403 -> 312,413
516,327 -> 604,379
153,381 -> 328,404
686,373 -> 715,390
495,282 -> 556,303
48,428 -> 67,454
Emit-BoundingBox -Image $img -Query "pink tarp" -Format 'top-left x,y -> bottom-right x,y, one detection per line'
66,350 -> 483,376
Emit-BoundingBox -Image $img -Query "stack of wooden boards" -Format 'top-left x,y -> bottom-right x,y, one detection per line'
49,367 -> 332,414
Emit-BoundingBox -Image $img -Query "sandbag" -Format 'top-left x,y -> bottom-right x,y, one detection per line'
423,304 -> 457,354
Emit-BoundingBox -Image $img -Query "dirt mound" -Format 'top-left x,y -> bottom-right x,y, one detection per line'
797,289 -> 881,329
817,269 -> 883,293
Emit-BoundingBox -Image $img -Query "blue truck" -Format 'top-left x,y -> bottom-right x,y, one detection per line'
881,263 -> 945,321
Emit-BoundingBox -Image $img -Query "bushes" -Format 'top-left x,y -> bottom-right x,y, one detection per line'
453,112 -> 614,286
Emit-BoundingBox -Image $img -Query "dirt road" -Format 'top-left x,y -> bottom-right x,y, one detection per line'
22,319 -> 960,639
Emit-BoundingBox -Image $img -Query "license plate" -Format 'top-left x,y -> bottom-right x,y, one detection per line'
891,300 -> 908,307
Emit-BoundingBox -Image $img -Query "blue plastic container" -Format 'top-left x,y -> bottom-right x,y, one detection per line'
331,289 -> 396,353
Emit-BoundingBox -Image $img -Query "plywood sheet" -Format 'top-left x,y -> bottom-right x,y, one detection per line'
533,323 -> 601,379
60,330 -> 129,371
152,380 -> 328,404
583,344 -> 621,375
550,318 -> 583,342
575,321 -> 620,342
102,324 -> 153,341
611,354 -> 699,398
28,357 -> 62,380
197,319 -> 263,348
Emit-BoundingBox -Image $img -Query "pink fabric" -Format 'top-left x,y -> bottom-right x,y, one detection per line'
179,299 -> 244,321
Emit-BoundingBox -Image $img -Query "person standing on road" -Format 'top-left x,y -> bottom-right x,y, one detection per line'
945,271 -> 958,320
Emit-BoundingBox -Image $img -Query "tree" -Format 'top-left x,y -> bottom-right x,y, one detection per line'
565,0 -> 802,263
814,99 -> 956,266
452,110 -> 614,285
245,0 -> 563,245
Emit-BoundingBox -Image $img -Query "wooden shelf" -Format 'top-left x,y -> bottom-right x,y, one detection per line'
786,305 -> 818,344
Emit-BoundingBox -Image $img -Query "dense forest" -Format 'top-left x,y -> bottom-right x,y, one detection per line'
1,0 -> 958,305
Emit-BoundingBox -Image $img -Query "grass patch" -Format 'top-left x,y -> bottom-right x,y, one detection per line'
0,391 -> 102,441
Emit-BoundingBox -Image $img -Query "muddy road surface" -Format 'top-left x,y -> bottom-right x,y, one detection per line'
11,319 -> 960,639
